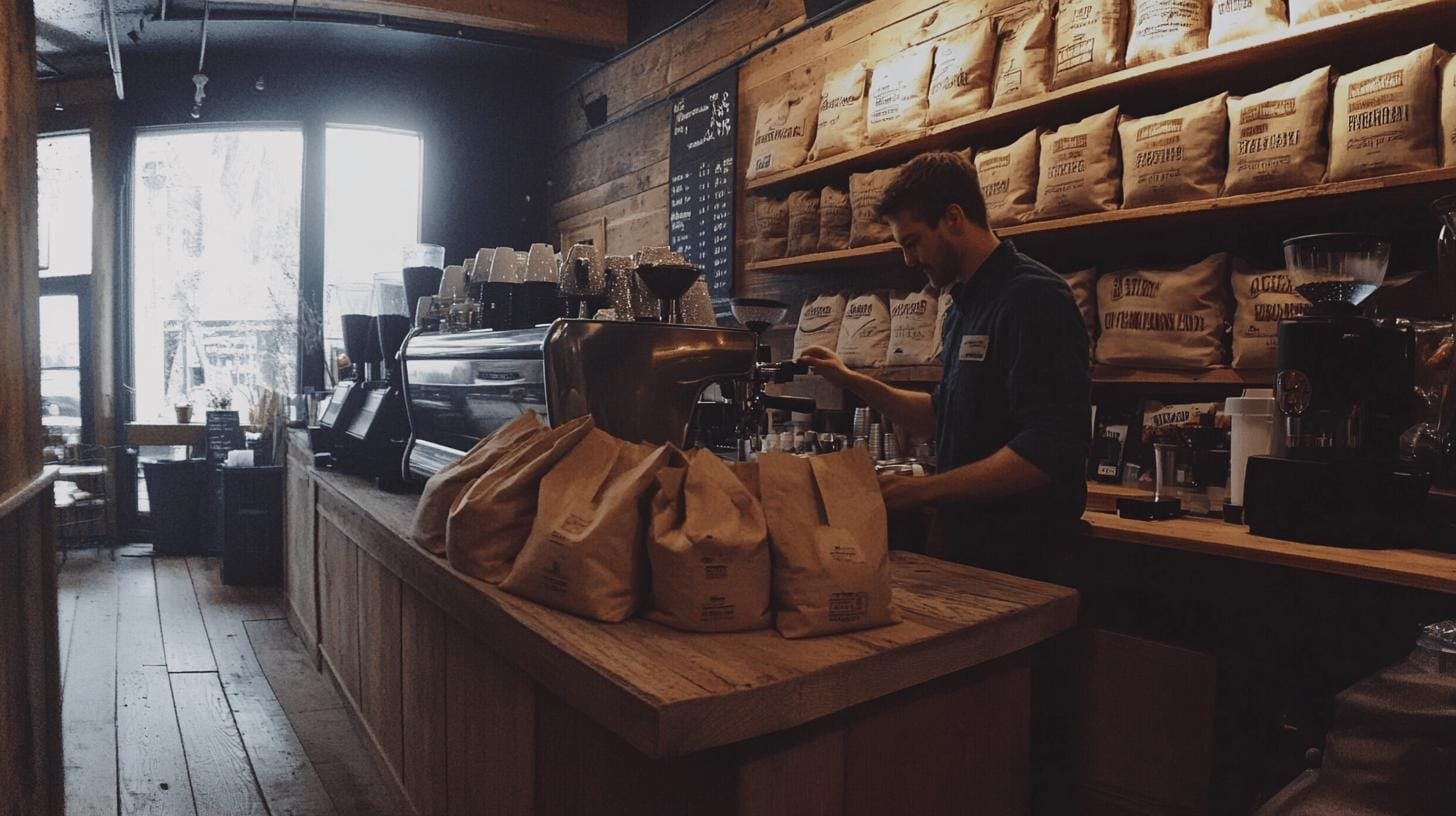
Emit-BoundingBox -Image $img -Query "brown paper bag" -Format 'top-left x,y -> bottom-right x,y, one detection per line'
499,430 -> 671,623
759,450 -> 895,639
412,411 -> 545,556
445,415 -> 594,583
646,449 -> 772,633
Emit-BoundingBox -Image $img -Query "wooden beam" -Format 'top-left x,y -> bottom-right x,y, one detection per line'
228,0 -> 627,48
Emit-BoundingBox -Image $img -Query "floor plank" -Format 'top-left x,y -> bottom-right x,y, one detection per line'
62,549 -> 120,816
115,556 -> 165,671
291,707 -> 404,816
245,619 -> 341,716
56,549 -> 94,692
155,558 -> 217,674
116,664 -> 195,816
170,672 -> 268,816
188,557 -> 338,816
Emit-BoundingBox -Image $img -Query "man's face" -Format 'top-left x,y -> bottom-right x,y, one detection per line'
886,209 -> 960,289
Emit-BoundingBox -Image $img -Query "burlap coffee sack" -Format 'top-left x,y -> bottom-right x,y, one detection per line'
646,448 -> 772,633
810,61 -> 869,162
1231,260 -> 1309,369
1061,268 -> 1100,351
1119,93 -> 1228,208
850,166 -> 899,247
413,411 -> 544,556
747,88 -> 817,180
793,292 -> 848,358
1441,52 -> 1455,167
837,292 -> 892,368
785,190 -> 822,257
977,129 -> 1040,226
747,196 -> 788,262
1126,0 -> 1211,67
1096,253 -> 1231,369
759,450 -> 895,639
1210,0 -> 1286,46
446,415 -> 595,583
992,0 -> 1053,106
1225,66 -> 1331,194
928,18 -> 996,124
886,286 -> 942,366
1037,106 -> 1122,218
818,186 -> 852,251
867,43 -> 936,144
1052,0 -> 1128,88
1289,0 -> 1380,25
1330,44 -> 1445,182
500,430 -> 670,622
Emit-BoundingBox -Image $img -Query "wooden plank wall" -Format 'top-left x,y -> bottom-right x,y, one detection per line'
547,0 -> 808,255
547,0 -> 981,310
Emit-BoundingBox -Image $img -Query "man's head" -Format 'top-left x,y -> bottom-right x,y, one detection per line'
876,151 -> 995,288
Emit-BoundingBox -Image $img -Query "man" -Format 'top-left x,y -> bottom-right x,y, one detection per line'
799,151 -> 1090,576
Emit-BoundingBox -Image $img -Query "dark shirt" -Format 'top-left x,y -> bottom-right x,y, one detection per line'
931,240 -> 1091,566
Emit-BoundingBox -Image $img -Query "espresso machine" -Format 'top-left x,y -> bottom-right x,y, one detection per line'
399,261 -> 810,481
1244,233 -> 1427,548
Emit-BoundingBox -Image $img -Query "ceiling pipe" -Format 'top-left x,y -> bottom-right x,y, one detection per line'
102,0 -> 125,99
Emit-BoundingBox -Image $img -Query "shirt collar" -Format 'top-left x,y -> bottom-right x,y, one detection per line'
949,240 -> 1019,306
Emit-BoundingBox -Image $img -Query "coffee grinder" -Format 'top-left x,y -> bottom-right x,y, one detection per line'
339,272 -> 413,488
1244,233 -> 1428,547
316,283 -> 375,452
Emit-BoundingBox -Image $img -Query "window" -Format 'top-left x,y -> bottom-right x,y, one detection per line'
131,128 -> 304,424
40,294 -> 83,457
38,132 -> 93,278
322,126 -> 423,379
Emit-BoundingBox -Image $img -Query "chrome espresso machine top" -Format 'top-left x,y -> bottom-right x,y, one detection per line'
399,319 -> 759,482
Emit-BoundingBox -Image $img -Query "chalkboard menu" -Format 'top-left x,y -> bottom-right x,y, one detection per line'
668,67 -> 737,312
204,410 -> 246,467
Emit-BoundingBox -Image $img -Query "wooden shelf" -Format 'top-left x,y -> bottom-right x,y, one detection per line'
744,0 -> 1456,194
833,365 -> 1272,386
745,166 -> 1456,273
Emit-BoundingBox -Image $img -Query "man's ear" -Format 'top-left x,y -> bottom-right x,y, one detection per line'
942,204 -> 968,234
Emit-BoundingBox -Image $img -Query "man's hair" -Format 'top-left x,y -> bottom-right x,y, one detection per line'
875,151 -> 989,228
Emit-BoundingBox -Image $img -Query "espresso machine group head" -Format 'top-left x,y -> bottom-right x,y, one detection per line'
1244,233 -> 1427,548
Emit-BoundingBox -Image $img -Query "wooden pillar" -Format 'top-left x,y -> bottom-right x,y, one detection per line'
0,4 -> 64,816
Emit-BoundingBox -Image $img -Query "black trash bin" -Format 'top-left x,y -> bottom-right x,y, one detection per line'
219,465 -> 285,586
142,458 -> 208,555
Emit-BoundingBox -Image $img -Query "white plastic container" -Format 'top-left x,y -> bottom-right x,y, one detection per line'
1225,395 -> 1276,510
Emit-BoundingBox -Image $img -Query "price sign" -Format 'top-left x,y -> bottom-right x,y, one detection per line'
668,67 -> 737,315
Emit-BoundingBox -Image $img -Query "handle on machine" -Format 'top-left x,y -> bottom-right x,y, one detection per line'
763,394 -> 817,414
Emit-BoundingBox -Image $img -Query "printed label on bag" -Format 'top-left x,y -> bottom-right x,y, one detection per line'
828,591 -> 868,622
959,334 -> 989,361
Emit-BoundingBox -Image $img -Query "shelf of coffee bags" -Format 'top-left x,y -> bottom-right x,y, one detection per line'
744,166 -> 1456,274
742,0 -> 1456,194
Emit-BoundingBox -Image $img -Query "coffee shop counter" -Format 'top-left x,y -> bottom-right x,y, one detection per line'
283,432 -> 1078,816
1081,482 -> 1456,594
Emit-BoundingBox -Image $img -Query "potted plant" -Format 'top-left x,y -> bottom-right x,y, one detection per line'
174,401 -> 193,424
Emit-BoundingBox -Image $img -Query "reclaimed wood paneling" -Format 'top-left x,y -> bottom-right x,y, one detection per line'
445,622 -> 536,816
286,452 -> 319,656
318,514 -> 361,703
400,584 -> 448,816
357,549 -> 403,773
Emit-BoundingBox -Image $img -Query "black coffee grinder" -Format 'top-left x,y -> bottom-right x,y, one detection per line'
1245,233 -> 1428,548
337,272 -> 414,489
316,310 -> 378,458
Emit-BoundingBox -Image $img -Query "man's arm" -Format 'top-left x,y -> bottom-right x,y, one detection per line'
798,345 -> 937,441
880,447 -> 1049,512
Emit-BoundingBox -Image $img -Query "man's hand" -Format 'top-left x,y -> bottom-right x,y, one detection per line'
879,473 -> 938,513
797,345 -> 852,386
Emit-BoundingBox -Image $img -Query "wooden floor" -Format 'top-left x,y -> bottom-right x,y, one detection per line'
58,546 -> 404,816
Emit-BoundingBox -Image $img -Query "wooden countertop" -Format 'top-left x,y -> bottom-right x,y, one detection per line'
1083,490 -> 1456,595
304,461 -> 1078,759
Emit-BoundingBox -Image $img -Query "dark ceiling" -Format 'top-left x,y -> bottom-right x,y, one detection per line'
35,0 -> 607,84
